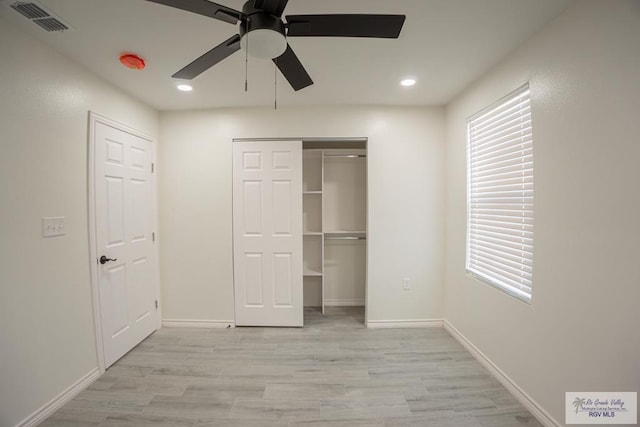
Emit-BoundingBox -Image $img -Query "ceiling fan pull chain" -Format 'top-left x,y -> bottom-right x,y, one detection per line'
274,59 -> 278,110
245,18 -> 250,92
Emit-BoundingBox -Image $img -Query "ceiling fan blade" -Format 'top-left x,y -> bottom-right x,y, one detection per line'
286,14 -> 406,38
273,45 -> 313,91
254,0 -> 289,17
172,34 -> 241,79
145,0 -> 242,24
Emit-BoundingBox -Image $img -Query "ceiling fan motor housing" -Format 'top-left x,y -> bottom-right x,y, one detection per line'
239,1 -> 287,59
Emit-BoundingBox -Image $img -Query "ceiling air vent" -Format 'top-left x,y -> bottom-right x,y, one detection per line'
8,1 -> 73,32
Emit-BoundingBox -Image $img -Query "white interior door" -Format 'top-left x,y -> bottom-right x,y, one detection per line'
233,140 -> 303,327
92,115 -> 158,367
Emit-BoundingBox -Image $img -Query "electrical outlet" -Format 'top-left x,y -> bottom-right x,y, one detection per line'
402,278 -> 410,290
43,216 -> 65,237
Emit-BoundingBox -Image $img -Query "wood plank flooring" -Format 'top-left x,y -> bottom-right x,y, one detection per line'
41,307 -> 542,426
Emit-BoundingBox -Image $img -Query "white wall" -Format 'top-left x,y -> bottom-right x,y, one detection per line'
443,0 -> 640,424
0,19 -> 158,427
159,106 -> 445,324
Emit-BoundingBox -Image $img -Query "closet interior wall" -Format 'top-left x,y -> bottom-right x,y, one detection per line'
303,144 -> 367,312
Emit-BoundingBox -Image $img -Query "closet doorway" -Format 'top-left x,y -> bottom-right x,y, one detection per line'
302,139 -> 368,326
232,138 -> 368,327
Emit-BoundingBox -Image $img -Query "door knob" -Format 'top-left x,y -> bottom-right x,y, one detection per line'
99,255 -> 117,265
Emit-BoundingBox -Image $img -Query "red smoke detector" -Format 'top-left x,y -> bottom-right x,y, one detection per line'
119,54 -> 146,70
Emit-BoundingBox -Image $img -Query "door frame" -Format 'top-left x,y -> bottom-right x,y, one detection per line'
232,137 -> 370,326
87,111 -> 161,373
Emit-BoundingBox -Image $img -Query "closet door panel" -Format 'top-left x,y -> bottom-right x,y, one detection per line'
273,253 -> 293,306
233,140 -> 303,326
272,180 -> 293,235
241,181 -> 264,236
243,253 -> 264,306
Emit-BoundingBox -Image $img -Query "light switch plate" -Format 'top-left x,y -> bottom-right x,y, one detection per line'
43,216 -> 65,237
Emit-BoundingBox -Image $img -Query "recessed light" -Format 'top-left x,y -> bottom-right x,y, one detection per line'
176,84 -> 193,92
400,78 -> 416,87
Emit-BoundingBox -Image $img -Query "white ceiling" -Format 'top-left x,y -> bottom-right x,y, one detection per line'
0,0 -> 572,111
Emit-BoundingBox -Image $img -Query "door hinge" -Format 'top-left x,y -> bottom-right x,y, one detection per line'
151,162 -> 154,173
155,300 -> 158,309
152,232 -> 155,243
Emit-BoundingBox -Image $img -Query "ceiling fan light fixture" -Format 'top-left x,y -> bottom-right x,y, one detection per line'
240,28 -> 287,59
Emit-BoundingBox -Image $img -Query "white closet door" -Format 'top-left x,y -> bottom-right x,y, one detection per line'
233,141 -> 303,326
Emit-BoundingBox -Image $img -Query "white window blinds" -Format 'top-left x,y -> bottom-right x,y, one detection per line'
466,83 -> 534,303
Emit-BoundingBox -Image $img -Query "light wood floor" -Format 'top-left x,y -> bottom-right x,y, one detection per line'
41,307 -> 542,426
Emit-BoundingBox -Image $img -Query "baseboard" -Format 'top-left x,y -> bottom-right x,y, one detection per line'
15,367 -> 100,427
443,321 -> 560,427
162,319 -> 235,328
323,299 -> 365,307
367,319 -> 444,328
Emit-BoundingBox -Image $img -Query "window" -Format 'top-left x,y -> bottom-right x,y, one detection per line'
466,83 -> 534,303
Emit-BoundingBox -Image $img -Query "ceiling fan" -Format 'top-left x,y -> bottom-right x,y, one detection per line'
146,0 -> 406,91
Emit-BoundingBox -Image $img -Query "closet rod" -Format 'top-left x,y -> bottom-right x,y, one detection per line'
323,154 -> 366,158
325,236 -> 366,240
